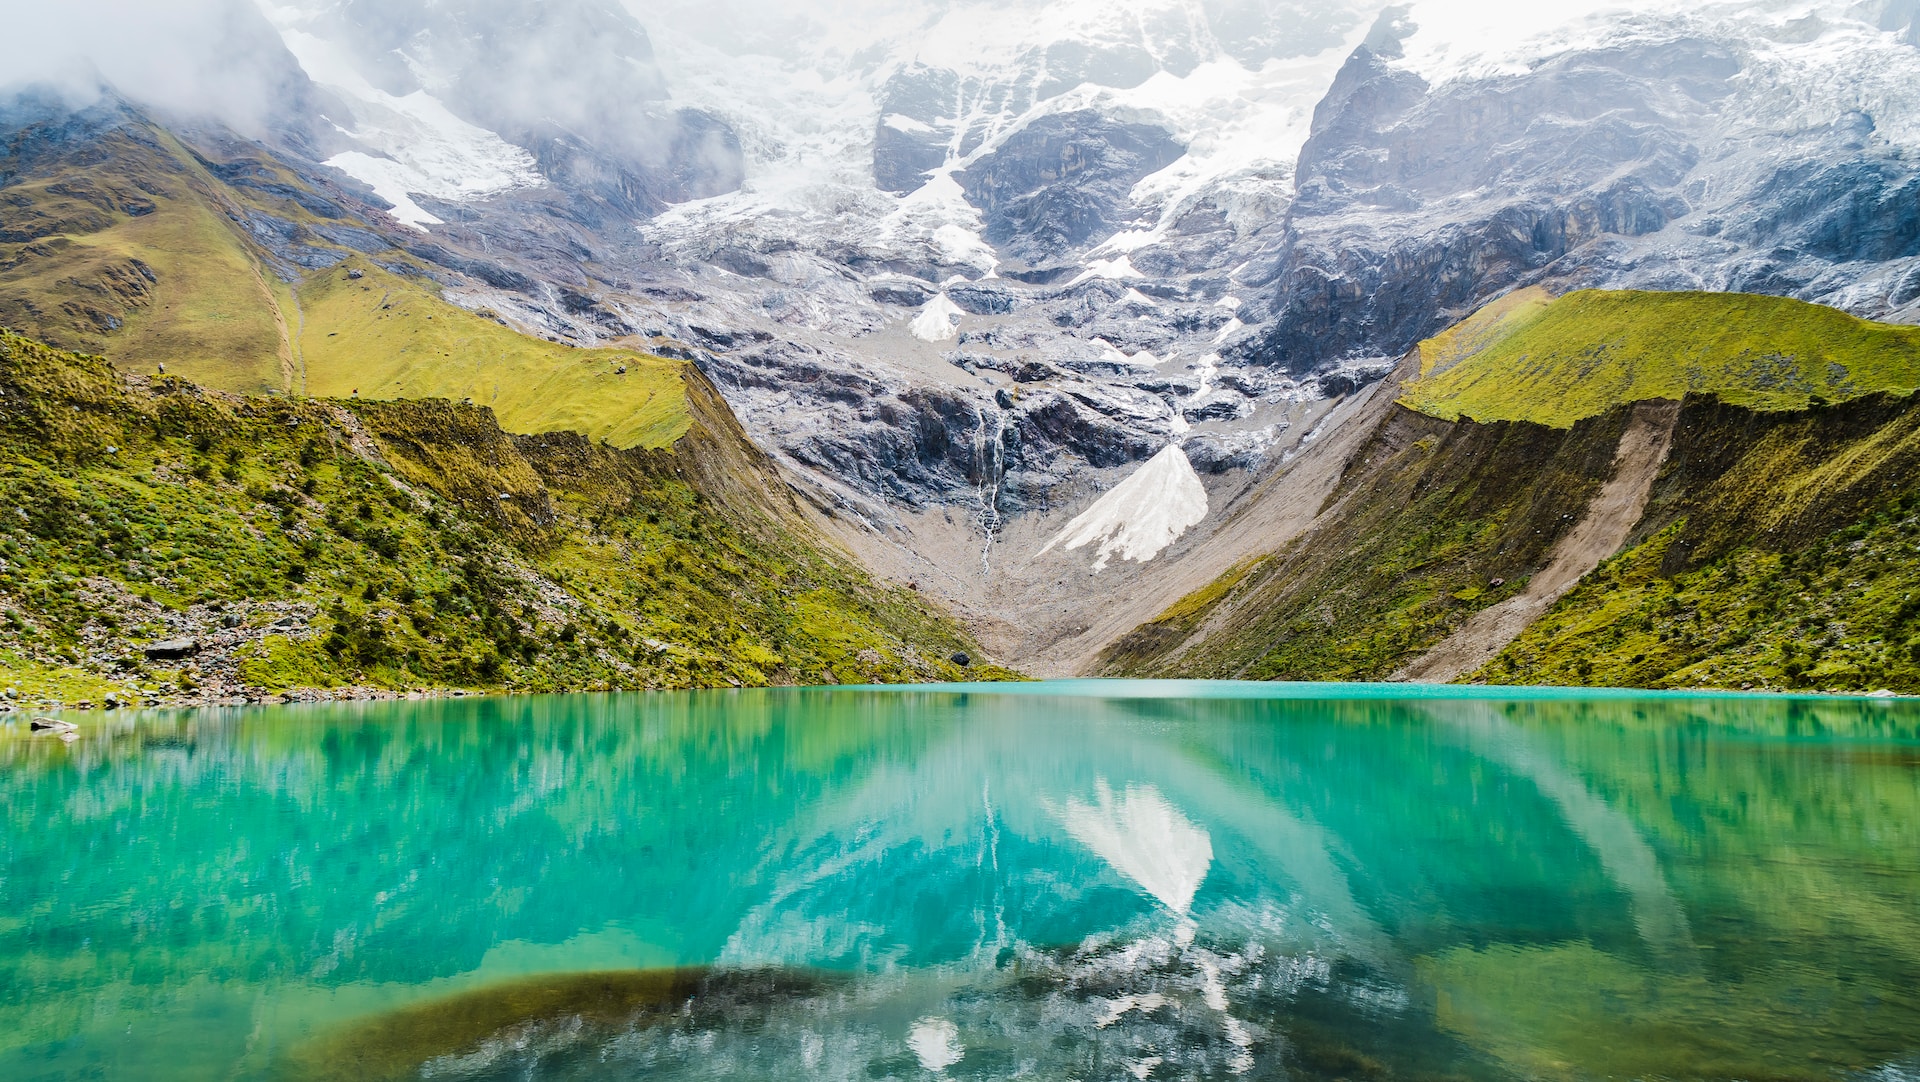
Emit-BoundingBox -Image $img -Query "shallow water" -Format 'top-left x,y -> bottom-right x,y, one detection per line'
3,681 -> 1918,1080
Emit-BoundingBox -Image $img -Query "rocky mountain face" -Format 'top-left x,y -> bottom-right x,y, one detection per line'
1243,4 -> 1920,380
9,0 -> 1920,674
295,0 -> 745,217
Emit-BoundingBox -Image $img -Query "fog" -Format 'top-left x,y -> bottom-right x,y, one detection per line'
0,0 -> 318,137
0,0 -> 1677,134
0,0 -> 1834,189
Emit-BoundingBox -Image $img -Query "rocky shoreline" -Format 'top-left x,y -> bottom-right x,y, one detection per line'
0,683 -> 489,715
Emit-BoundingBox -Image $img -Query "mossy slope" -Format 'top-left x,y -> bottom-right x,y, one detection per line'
1402,289 -> 1920,427
0,105 -> 290,392
1482,395 -> 1920,691
0,331 -> 1009,704
1,100 -> 692,450
1099,405 -> 1632,680
295,262 -> 691,449
1109,290 -> 1920,692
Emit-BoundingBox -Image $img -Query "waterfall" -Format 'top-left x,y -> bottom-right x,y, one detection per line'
973,404 -> 1008,576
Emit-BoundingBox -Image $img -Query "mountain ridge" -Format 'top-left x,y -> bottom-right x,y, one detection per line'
1100,289 -> 1920,692
0,328 -> 1011,709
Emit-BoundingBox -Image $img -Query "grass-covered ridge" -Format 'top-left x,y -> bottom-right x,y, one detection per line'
1481,393 -> 1920,692
1098,406 -> 1630,681
295,263 -> 691,449
0,103 -> 692,450
1400,289 -> 1920,428
0,331 -> 1009,706
0,114 -> 292,393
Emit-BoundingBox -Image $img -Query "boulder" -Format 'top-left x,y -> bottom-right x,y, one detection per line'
30,718 -> 78,734
950,652 -> 973,667
142,638 -> 201,661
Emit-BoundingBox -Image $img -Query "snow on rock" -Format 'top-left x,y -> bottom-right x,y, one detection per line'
266,24 -> 544,231
883,172 -> 1001,273
1069,255 -> 1145,286
883,113 -> 935,134
911,293 -> 965,341
1039,444 -> 1208,573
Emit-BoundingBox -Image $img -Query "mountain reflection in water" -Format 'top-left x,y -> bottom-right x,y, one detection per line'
2,682 -> 1918,1081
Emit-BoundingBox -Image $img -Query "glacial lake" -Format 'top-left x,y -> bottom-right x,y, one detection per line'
2,681 -> 1918,1081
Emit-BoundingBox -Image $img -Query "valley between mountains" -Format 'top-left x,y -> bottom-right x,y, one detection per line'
6,0 -> 1920,704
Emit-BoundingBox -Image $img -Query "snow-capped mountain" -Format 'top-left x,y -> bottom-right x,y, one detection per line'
16,0 -> 1920,666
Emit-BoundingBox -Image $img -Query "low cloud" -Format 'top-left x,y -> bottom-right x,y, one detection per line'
0,0 -> 315,137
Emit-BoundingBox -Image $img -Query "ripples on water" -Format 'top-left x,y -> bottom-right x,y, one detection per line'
3,682 -> 1919,1080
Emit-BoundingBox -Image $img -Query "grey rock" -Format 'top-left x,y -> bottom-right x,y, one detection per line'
958,112 -> 1185,266
142,638 -> 201,661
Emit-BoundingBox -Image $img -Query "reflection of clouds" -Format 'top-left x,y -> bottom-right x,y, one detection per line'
1054,779 -> 1214,916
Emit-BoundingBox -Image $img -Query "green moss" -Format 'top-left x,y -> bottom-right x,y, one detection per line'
0,330 -> 1007,701
1480,506 -> 1920,693
1401,290 -> 1920,428
1100,407 -> 1627,681
0,652 -> 132,706
296,264 -> 691,449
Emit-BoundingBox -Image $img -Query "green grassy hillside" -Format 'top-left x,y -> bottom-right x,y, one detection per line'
0,331 -> 1010,707
0,119 -> 292,391
295,263 -> 691,449
1481,394 -> 1920,691
1109,290 -> 1920,692
1401,289 -> 1920,427
1,106 -> 695,450
1099,406 -> 1632,680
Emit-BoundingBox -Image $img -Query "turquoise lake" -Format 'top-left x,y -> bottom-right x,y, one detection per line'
3,681 -> 1918,1080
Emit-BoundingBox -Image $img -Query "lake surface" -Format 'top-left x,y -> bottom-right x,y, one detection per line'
3,681 -> 1919,1081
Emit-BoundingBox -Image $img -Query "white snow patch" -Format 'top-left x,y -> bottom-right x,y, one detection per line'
1215,296 -> 1242,310
1090,337 -> 1133,364
1090,228 -> 1163,256
908,1017 -> 964,1072
883,112 -> 935,134
1191,354 -> 1220,399
1120,288 -> 1159,307
1054,779 -> 1214,915
1212,318 -> 1245,345
881,171 -> 1001,274
264,24 -> 544,231
1069,255 -> 1146,287
910,294 -> 965,341
1039,445 -> 1208,572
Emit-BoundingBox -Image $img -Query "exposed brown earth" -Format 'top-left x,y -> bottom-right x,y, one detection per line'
1396,399 -> 1681,683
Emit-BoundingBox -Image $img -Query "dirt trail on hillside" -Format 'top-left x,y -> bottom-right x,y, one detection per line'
1397,399 -> 1681,684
